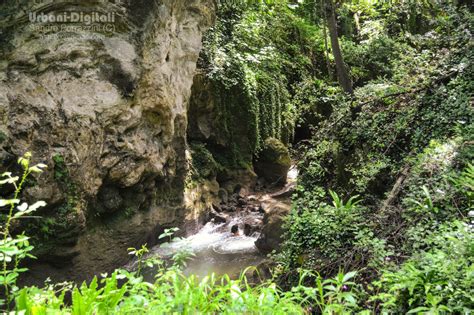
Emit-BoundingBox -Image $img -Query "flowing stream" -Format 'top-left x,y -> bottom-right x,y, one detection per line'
150,211 -> 265,279
145,166 -> 297,279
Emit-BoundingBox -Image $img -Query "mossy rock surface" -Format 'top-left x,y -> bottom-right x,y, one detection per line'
190,142 -> 219,179
0,130 -> 7,144
254,138 -> 291,185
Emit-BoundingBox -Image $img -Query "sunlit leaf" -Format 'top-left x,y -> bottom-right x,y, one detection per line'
0,199 -> 20,207
17,203 -> 28,212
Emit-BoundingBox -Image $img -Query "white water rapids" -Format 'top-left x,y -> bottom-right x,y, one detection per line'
144,166 -> 297,279
149,210 -> 265,278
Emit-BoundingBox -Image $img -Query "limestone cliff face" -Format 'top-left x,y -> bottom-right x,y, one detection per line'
0,0 -> 216,282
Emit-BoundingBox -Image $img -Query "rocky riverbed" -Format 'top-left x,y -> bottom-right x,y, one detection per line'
143,166 -> 298,279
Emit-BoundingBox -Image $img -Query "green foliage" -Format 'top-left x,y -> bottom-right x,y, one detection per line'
52,154 -> 67,181
329,190 -> 361,214
450,163 -> 474,208
353,229 -> 394,271
26,154 -> 82,250
315,270 -> 360,313
198,1 -> 324,166
373,222 -> 474,314
14,265 -> 366,314
343,35 -> 407,85
52,153 -> 79,216
0,153 -> 47,308
398,136 -> 474,253
283,16 -> 473,295
298,22 -> 473,196
127,244 -> 149,275
189,142 -> 219,180
158,227 -> 179,242
278,188 -> 366,271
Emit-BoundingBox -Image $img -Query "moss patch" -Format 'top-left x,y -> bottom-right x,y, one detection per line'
0,130 -> 7,144
189,142 -> 219,180
258,137 -> 291,166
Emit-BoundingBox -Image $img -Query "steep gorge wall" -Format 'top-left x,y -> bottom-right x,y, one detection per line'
0,0 -> 216,282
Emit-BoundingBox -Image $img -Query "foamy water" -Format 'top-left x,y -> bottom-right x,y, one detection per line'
149,211 -> 264,278
147,166 -> 297,278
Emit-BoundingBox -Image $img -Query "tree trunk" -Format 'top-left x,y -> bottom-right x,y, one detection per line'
353,10 -> 361,40
325,0 -> 353,95
318,0 -> 333,79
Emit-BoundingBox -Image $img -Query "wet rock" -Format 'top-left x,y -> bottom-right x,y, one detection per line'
209,210 -> 227,224
270,182 -> 296,199
218,169 -> 258,194
247,195 -> 257,202
238,187 -> 250,198
254,138 -> 291,186
218,188 -> 229,204
255,203 -> 291,254
237,196 -> 247,207
233,185 -> 243,194
243,223 -> 252,236
220,204 -> 235,213
212,203 -> 222,213
243,221 -> 262,236
256,177 -> 266,189
230,193 -> 239,202
250,206 -> 260,212
182,178 -> 221,237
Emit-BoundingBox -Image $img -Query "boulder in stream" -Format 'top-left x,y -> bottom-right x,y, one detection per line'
255,202 -> 291,253
254,138 -> 291,186
208,209 -> 228,224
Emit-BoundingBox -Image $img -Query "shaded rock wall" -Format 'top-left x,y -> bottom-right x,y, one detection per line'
0,0 -> 216,282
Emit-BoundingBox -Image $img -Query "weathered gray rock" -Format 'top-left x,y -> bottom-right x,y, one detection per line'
219,168 -> 258,195
218,188 -> 229,204
0,0 -> 216,283
255,198 -> 291,253
98,186 -> 123,213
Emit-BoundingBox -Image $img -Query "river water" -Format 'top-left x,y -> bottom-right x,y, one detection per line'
147,166 -> 297,279
149,210 -> 265,279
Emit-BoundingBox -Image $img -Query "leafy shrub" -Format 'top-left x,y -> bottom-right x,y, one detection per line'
373,221 -> 474,314
15,264 -> 367,314
279,188 -> 367,272
0,153 -> 47,308
343,35 -> 407,85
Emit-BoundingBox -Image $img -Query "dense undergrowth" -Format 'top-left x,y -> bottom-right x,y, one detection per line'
191,0 -> 326,168
0,154 -> 362,314
0,155 -> 472,313
1,0 -> 473,314
275,0 -> 474,313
